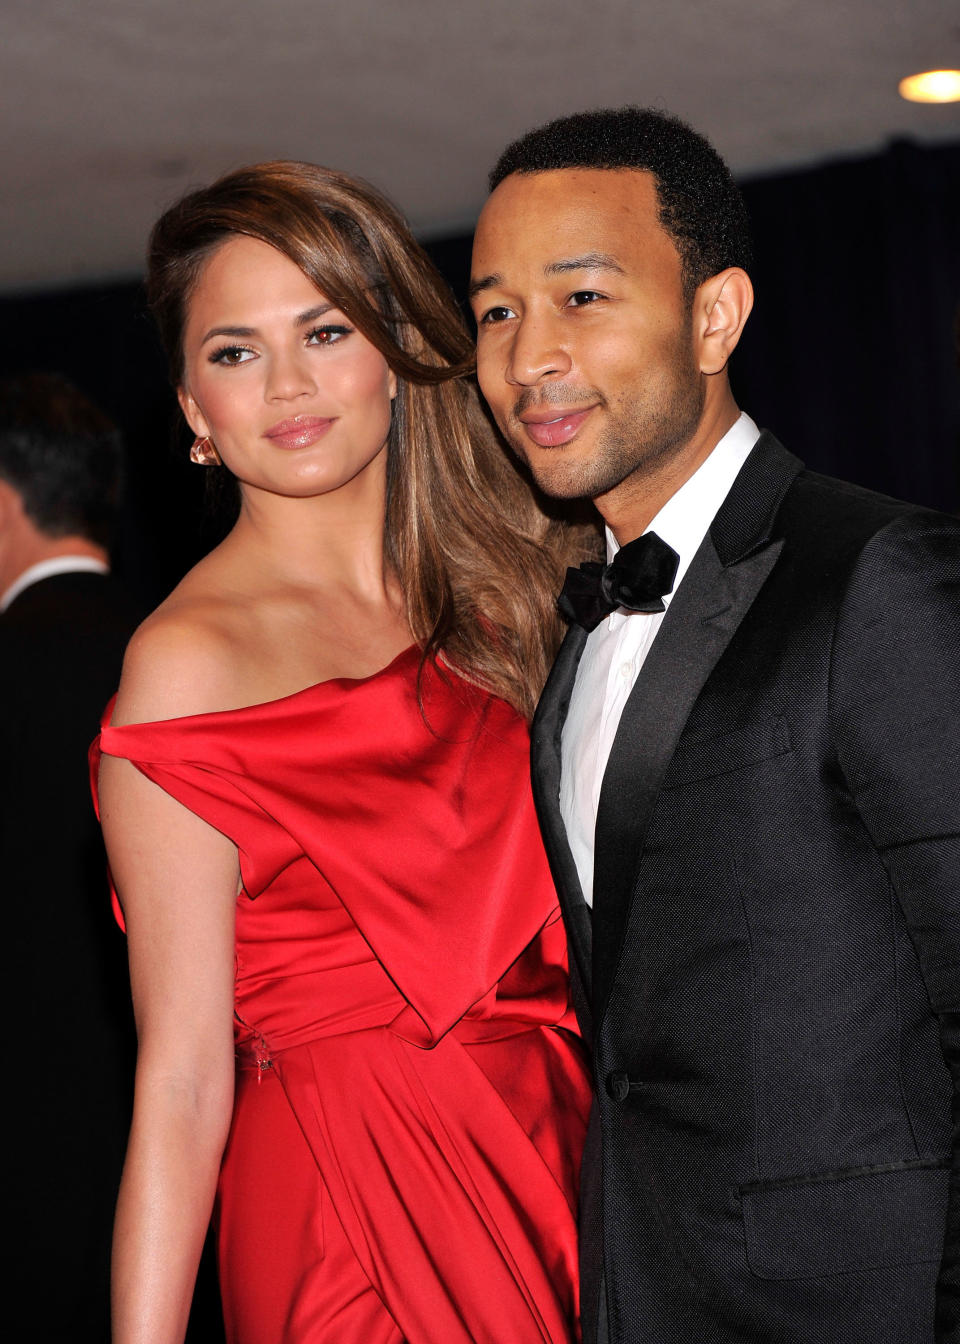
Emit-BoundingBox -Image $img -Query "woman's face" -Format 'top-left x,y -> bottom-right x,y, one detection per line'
178,234 -> 396,504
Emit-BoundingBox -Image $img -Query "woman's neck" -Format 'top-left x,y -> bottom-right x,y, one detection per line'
225,474 -> 394,604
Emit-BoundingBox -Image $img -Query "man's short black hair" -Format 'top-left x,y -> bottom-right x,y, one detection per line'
489,106 -> 753,299
0,372 -> 122,548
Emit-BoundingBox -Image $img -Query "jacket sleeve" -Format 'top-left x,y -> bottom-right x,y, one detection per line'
830,510 -> 960,1339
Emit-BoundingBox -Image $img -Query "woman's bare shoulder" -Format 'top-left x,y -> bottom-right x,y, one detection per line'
113,573 -> 249,727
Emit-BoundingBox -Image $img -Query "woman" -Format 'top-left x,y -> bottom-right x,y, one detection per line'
92,162 -> 592,1344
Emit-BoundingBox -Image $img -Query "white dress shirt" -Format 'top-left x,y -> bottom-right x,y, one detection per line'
559,413 -> 761,906
0,555 -> 109,613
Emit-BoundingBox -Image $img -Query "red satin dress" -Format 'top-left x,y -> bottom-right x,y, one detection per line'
91,646 -> 590,1343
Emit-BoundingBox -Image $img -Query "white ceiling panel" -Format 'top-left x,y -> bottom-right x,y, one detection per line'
0,0 -> 956,290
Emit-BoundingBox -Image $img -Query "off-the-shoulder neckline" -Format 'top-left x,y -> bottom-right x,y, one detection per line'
102,642 -> 422,732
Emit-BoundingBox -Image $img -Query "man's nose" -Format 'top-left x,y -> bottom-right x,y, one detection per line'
506,314 -> 572,386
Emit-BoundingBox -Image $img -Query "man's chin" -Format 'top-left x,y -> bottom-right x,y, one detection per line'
524,459 -> 613,503
501,435 -> 587,501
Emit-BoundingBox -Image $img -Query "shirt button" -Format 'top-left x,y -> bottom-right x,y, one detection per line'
605,1070 -> 631,1102
619,661 -> 633,679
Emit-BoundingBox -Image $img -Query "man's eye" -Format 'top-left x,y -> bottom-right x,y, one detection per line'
479,306 -> 516,324
567,291 -> 604,307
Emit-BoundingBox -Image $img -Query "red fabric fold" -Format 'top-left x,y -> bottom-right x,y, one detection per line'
89,648 -> 588,1340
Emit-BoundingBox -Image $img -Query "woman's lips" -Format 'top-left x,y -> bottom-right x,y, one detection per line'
520,407 -> 594,448
264,416 -> 335,450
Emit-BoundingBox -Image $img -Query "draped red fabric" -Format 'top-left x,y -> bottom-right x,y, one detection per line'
91,647 -> 589,1342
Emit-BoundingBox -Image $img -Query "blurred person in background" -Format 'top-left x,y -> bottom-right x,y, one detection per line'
1,371 -> 142,1343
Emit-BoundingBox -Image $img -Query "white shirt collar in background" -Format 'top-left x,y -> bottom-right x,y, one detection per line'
0,555 -> 109,613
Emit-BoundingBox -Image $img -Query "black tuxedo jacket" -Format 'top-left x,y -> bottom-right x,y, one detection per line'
1,570 -> 142,1342
532,435 -> 959,1344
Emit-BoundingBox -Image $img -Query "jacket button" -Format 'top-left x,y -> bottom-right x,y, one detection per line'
605,1070 -> 631,1102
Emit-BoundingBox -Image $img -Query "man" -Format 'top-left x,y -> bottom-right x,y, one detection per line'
1,372 -> 142,1342
470,108 -> 958,1344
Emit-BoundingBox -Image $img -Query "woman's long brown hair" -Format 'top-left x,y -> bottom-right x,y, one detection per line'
146,161 -> 590,720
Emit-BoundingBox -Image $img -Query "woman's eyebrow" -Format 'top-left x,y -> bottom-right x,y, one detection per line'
200,302 -> 337,344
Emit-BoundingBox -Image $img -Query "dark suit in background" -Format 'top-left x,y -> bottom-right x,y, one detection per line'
0,370 -> 228,1341
3,569 -> 141,1342
533,434 -> 960,1342
0,372 -> 146,1340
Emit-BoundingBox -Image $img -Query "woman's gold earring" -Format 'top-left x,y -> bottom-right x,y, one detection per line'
189,435 -> 221,466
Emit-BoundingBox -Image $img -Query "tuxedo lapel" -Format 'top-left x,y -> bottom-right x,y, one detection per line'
531,623 -> 593,1006
592,433 -> 802,1020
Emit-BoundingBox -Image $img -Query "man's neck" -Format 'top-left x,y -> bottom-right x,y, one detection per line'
0,535 -> 108,604
600,394 -> 741,546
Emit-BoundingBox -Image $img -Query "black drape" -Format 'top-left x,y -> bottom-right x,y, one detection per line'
1,137 -> 955,1344
431,140 -> 960,516
1,139 -> 956,609
734,139 -> 959,510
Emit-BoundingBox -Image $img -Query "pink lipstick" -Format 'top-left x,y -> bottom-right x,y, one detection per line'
264,416 -> 335,450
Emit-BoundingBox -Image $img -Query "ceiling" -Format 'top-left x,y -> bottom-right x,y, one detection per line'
1,0 -> 957,293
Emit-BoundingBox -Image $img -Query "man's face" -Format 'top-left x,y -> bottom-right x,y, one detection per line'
470,168 -> 705,505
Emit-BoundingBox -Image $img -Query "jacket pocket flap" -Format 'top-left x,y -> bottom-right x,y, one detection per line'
662,716 -> 791,789
741,1162 -> 948,1280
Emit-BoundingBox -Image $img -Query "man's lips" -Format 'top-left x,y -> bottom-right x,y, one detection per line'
517,406 -> 596,448
264,416 -> 335,450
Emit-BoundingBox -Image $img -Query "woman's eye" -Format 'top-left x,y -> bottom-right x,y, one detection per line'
478,306 -> 515,325
209,345 -> 255,366
306,325 -> 351,346
567,291 -> 604,307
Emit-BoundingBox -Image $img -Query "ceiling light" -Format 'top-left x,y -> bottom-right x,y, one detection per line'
898,70 -> 960,103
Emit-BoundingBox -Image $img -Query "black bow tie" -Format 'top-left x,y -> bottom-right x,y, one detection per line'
558,531 -> 680,632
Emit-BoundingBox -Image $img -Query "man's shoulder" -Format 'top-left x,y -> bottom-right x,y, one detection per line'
711,430 -> 955,569
0,571 -> 143,679
3,569 -> 140,622
791,464 -> 938,516
770,450 -> 957,549
765,459 -> 959,618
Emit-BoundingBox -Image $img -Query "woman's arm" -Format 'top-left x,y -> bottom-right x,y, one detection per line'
100,625 -> 241,1344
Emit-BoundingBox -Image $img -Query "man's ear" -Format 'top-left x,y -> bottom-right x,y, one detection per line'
0,477 -> 21,528
694,268 -> 754,375
177,385 -> 210,439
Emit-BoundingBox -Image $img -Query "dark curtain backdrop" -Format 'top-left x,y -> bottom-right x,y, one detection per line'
1,139 -> 955,1342
1,139 -> 956,609
433,138 -> 960,516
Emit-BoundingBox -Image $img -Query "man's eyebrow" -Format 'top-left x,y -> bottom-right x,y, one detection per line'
545,253 -> 625,276
467,254 -> 626,302
468,274 -> 501,301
